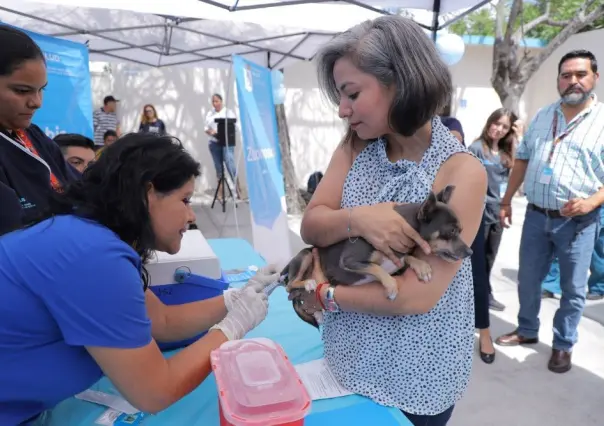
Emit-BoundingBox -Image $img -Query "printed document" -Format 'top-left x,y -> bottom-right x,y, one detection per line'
295,358 -> 354,400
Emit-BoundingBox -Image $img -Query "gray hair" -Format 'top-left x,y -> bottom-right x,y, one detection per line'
316,15 -> 452,137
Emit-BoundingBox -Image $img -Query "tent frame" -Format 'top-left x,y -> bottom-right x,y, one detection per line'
195,0 -> 493,39
0,0 -> 491,68
0,5 -> 331,68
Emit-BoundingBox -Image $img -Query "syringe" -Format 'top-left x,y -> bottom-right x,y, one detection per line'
263,274 -> 288,296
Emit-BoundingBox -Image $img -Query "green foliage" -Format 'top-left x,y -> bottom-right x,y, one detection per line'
448,0 -> 604,42
449,8 -> 495,36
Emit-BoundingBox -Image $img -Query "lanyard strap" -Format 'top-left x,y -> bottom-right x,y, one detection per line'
0,130 -> 62,192
547,110 -> 589,164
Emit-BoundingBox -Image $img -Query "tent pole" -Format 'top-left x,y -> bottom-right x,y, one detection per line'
431,0 -> 441,41
221,59 -> 241,236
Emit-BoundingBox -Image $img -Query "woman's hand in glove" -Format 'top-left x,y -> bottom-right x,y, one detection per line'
211,287 -> 269,341
243,264 -> 281,293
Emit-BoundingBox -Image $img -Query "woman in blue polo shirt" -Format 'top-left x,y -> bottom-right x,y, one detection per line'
0,133 -> 277,424
0,25 -> 79,235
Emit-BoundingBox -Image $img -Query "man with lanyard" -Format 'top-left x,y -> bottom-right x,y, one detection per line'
494,50 -> 603,373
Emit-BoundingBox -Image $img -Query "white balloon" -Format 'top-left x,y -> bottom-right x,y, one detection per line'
435,33 -> 465,66
273,86 -> 286,105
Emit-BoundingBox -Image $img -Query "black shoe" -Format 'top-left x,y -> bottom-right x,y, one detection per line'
586,293 -> 604,301
489,294 -> 505,311
479,339 -> 496,364
541,290 -> 555,299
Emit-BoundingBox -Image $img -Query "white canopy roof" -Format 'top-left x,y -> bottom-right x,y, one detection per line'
0,0 -> 489,68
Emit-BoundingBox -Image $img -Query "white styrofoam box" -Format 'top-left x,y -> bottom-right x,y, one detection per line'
146,230 -> 222,286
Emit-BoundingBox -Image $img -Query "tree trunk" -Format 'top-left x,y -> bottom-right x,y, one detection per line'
275,103 -> 304,215
492,79 -> 524,116
491,38 -> 528,117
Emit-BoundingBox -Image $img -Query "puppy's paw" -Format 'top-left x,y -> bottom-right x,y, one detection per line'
383,276 -> 399,300
409,258 -> 432,282
304,279 -> 318,292
313,311 -> 324,325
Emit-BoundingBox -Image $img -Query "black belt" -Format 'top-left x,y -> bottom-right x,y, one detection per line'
528,203 -> 563,218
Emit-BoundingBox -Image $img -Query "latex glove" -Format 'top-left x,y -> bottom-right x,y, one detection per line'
243,264 -> 281,293
211,288 -> 269,341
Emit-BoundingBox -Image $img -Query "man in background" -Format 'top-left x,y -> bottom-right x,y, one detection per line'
93,95 -> 120,149
53,133 -> 96,174
496,50 -> 603,374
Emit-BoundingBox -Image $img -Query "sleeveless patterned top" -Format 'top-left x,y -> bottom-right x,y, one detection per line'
322,117 -> 475,415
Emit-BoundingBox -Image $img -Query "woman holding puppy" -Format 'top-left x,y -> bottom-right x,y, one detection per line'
298,16 -> 486,426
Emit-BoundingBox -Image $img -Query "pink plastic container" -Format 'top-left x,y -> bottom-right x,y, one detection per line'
210,337 -> 311,426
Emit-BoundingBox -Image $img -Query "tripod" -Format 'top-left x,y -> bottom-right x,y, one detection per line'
211,149 -> 236,213
211,117 -> 238,213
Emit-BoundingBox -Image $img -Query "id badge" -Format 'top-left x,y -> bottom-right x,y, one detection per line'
539,166 -> 553,184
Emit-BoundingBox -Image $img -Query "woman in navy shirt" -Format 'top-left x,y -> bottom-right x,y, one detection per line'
138,104 -> 167,135
0,25 -> 79,234
0,133 -> 277,424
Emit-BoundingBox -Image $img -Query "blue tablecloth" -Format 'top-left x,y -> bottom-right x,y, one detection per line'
44,238 -> 410,425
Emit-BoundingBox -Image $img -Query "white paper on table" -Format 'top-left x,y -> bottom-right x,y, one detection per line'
294,358 -> 354,401
75,389 -> 139,415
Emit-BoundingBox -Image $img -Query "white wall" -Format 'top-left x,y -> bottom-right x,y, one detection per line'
524,28 -> 604,119
92,64 -> 248,196
91,61 -> 345,196
447,44 -> 539,143
89,29 -> 604,195
283,62 -> 346,184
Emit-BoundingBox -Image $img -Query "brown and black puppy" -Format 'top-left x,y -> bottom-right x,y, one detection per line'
282,185 -> 473,328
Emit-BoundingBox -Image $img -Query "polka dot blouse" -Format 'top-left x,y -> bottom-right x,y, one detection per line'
322,117 -> 475,416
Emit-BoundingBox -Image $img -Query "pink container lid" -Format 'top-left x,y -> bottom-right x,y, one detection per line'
211,337 -> 311,426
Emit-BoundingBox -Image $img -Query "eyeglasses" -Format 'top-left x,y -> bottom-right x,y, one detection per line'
145,109 -> 154,113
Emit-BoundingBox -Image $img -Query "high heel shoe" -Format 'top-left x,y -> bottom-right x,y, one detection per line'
479,338 -> 496,364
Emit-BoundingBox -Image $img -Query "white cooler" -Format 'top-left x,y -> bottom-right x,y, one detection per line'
146,229 -> 222,285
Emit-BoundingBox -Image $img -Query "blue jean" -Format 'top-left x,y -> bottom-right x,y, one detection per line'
518,207 -> 599,351
402,405 -> 454,426
209,142 -> 237,180
542,208 -> 604,295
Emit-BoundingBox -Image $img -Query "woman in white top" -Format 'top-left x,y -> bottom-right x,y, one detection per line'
296,16 -> 486,426
205,94 -> 242,200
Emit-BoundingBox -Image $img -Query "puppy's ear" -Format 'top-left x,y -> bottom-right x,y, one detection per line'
418,192 -> 437,220
436,185 -> 455,204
